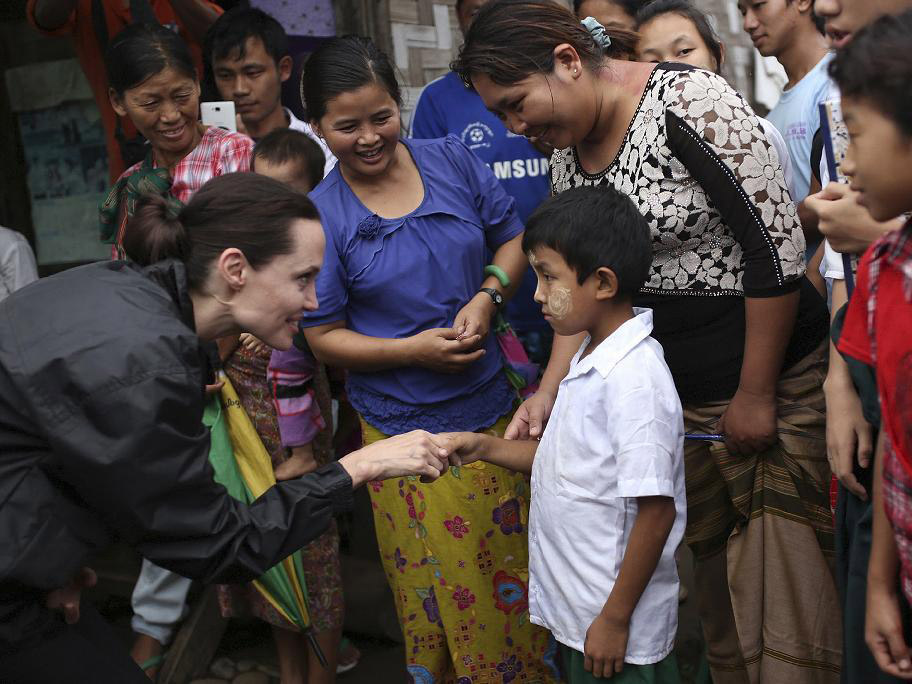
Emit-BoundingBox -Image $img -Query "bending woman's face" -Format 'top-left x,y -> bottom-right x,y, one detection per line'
109,66 -> 201,158
312,83 -> 401,180
472,65 -> 592,152
229,218 -> 326,351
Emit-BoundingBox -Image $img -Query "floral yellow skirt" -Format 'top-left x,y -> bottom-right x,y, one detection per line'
362,416 -> 556,684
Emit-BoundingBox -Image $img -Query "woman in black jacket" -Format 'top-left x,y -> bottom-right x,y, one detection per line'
0,173 -> 453,683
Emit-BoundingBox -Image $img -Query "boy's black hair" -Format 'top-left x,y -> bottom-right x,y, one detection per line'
829,9 -> 912,138
253,128 -> 326,190
523,185 -> 652,296
206,7 -> 289,66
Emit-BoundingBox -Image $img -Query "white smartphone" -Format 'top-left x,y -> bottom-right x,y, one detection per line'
200,101 -> 237,133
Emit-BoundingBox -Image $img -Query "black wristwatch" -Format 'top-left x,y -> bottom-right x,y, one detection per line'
479,287 -> 504,309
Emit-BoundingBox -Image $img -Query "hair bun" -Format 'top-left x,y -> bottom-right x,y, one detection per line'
123,193 -> 188,266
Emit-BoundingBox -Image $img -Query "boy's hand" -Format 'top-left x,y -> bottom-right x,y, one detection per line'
804,183 -> 899,254
505,390 -> 555,440
437,432 -> 485,466
584,611 -> 629,679
866,581 -> 912,679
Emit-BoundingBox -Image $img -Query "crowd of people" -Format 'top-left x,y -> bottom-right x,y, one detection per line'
0,0 -> 911,682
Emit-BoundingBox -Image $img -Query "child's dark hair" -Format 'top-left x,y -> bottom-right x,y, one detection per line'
123,173 -> 321,288
301,36 -> 402,122
573,0 -> 641,21
523,186 -> 652,296
829,10 -> 912,138
106,23 -> 197,95
253,128 -> 327,189
452,0 -> 639,88
635,0 -> 723,73
206,7 -> 289,67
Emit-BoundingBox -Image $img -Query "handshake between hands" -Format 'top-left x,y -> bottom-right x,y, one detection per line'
338,430 -> 486,487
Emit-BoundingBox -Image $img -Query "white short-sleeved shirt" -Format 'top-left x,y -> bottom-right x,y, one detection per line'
527,308 -> 686,664
0,226 -> 38,302
286,108 -> 337,179
759,117 -> 798,202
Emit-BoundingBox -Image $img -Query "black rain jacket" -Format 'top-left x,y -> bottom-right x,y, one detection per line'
0,259 -> 353,647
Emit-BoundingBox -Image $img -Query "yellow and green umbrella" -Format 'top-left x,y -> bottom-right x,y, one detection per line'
204,374 -> 321,660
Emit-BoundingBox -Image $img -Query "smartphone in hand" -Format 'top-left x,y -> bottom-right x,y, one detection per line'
200,101 -> 237,133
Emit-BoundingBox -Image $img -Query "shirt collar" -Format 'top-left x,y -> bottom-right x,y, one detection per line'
564,308 -> 654,381
285,107 -> 305,130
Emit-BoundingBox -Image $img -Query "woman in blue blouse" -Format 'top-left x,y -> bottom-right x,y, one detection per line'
299,37 -> 554,683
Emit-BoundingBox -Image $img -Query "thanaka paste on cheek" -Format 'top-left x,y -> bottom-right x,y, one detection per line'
547,287 -> 572,319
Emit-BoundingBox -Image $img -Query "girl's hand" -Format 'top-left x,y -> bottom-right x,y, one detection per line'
584,611 -> 629,679
866,582 -> 912,679
239,333 -> 269,354
824,379 -> 873,500
339,430 -> 452,486
719,388 -> 777,457
408,328 -> 486,373
504,389 -> 556,440
453,292 -> 496,344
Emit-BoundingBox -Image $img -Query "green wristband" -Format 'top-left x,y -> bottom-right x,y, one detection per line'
484,264 -> 510,288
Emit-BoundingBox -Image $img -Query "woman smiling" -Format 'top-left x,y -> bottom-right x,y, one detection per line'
99,22 -> 252,259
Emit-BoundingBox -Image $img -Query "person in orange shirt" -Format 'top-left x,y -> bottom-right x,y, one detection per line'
27,0 -> 222,182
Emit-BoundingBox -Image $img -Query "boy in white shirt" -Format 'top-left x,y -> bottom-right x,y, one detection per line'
445,185 -> 686,682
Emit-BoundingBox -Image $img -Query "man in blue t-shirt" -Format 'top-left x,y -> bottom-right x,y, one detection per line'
411,0 -> 552,362
738,0 -> 832,257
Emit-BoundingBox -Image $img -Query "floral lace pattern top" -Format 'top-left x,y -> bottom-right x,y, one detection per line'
550,63 -> 806,298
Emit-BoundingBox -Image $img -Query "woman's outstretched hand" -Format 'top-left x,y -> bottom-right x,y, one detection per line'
339,430 -> 456,487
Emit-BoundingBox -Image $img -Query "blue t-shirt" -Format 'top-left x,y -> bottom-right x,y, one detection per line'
411,71 -> 550,333
766,53 -> 834,203
303,136 -> 522,433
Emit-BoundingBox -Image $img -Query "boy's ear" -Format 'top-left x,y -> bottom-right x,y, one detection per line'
593,266 -> 619,300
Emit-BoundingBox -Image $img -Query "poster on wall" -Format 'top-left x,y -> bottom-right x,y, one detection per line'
6,59 -> 110,265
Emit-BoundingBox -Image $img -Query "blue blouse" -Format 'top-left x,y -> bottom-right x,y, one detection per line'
302,136 -> 523,433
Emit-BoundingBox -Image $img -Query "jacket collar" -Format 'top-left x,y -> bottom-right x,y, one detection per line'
143,259 -> 196,331
565,308 -> 654,381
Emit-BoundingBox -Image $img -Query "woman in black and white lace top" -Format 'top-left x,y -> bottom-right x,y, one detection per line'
454,1 -> 840,681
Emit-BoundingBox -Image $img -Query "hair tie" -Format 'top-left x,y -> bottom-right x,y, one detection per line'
581,16 -> 612,50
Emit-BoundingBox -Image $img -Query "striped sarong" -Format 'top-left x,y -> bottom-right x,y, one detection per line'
682,340 -> 842,683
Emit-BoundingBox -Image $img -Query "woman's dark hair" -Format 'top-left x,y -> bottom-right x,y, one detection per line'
573,0 -> 641,21
635,0 -> 723,74
123,173 -> 321,288
253,128 -> 327,190
106,23 -> 197,96
452,0 -> 639,88
301,36 -> 402,122
523,185 -> 652,296
829,10 -> 912,138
